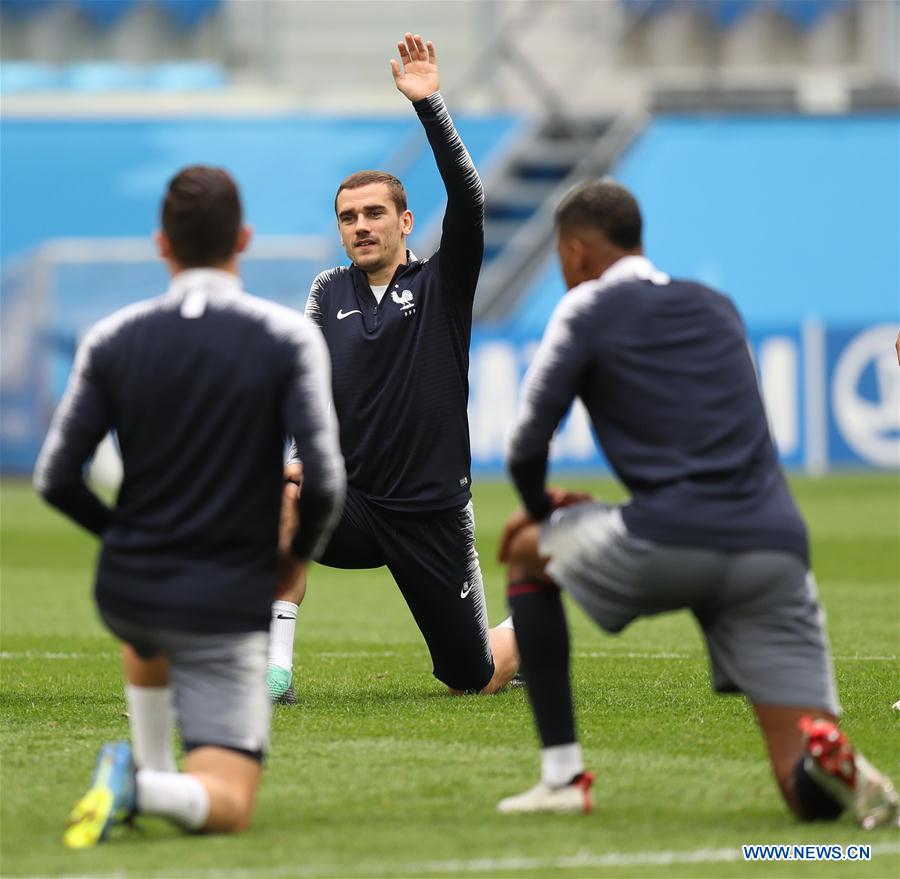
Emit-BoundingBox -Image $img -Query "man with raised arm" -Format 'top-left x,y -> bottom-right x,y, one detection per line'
267,34 -> 518,701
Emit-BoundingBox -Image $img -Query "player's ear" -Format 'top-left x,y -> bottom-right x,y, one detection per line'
574,236 -> 591,273
155,230 -> 171,260
235,224 -> 253,255
401,209 -> 413,236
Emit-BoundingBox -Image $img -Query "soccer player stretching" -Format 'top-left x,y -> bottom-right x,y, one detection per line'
496,179 -> 898,828
267,34 -> 519,700
34,166 -> 345,847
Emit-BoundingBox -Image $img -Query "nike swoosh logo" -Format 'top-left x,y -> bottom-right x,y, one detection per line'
276,614 -> 295,620
336,309 -> 361,320
460,581 -> 472,599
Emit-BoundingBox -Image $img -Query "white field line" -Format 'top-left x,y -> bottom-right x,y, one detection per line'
0,651 -> 119,660
1,650 -> 896,661
317,651 -> 397,658
573,651 -> 899,662
16,842 -> 900,879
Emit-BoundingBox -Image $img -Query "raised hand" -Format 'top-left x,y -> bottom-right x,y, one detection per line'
390,33 -> 439,102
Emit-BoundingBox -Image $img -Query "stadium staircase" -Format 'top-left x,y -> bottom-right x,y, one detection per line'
472,112 -> 644,321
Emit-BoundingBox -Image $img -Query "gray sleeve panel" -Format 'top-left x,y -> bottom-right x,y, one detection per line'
280,317 -> 346,561
506,288 -> 596,518
304,269 -> 337,327
32,315 -> 123,534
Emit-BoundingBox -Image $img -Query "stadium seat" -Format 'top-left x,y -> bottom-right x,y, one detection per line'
0,0 -> 54,19
77,0 -> 136,29
154,0 -> 221,30
618,0 -> 850,30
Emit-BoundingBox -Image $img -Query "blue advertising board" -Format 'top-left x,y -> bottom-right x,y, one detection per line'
467,322 -> 899,476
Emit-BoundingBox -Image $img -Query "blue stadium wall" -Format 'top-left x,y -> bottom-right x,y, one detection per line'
1,112 -> 898,474
481,113 -> 899,474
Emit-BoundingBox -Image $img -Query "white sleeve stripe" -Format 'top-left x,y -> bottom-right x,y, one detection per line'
33,297 -> 165,494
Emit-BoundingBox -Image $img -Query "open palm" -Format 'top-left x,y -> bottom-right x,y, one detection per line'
391,33 -> 440,102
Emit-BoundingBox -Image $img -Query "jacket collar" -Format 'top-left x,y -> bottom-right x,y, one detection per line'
165,268 -> 243,301
596,255 -> 670,292
350,249 -> 420,283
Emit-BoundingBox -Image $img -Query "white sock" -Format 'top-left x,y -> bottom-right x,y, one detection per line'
136,769 -> 209,830
496,615 -> 515,631
125,684 -> 177,772
268,600 -> 298,670
541,742 -> 584,787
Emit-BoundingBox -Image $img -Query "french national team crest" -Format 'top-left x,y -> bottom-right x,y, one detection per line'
391,288 -> 416,317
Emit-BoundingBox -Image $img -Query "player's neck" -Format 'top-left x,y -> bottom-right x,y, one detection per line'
365,250 -> 408,286
167,257 -> 241,279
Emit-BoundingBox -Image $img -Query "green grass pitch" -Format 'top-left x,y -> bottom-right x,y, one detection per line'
1,474 -> 898,878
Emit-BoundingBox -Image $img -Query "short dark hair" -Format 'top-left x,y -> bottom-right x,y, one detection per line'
161,166 -> 242,268
334,170 -> 407,216
555,179 -> 642,250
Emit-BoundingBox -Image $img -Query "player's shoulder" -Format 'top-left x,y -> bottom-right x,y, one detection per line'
230,291 -> 318,341
310,265 -> 350,295
550,278 -> 608,326
82,294 -> 170,353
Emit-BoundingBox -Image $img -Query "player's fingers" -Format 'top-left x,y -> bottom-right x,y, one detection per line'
498,518 -> 522,563
390,58 -> 401,82
426,40 -> 436,64
413,34 -> 427,60
397,38 -> 411,64
284,462 -> 302,483
403,32 -> 416,61
497,523 -> 512,562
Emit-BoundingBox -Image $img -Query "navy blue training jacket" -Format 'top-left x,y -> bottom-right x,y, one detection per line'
508,256 -> 809,564
304,92 -> 484,512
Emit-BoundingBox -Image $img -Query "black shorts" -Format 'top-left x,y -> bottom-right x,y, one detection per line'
316,487 -> 494,691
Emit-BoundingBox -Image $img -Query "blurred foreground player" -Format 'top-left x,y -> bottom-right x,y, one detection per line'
267,34 -> 518,701
496,179 -> 898,828
34,166 -> 344,847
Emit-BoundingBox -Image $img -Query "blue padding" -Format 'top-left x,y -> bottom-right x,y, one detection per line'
0,61 -> 64,92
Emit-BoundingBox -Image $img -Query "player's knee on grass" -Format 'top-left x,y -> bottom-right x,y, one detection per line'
445,628 -> 519,695
185,747 -> 262,834
481,626 -> 519,693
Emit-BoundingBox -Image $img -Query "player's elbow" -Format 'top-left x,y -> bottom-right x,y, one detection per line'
32,465 -> 58,503
33,474 -> 70,508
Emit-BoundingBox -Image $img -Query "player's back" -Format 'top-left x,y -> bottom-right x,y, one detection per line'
567,276 -> 807,561
103,293 -> 287,553
39,269 -> 328,632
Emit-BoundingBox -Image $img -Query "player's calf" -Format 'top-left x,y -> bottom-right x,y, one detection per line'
758,704 -> 898,828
